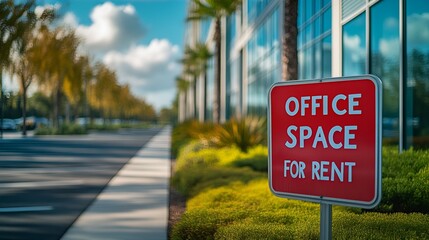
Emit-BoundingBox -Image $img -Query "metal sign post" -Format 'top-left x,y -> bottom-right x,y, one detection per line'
320,203 -> 332,240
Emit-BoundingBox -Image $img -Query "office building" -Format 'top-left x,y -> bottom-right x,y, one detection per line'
180,0 -> 429,149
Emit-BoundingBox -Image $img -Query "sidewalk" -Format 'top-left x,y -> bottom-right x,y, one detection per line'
61,126 -> 171,240
0,130 -> 34,139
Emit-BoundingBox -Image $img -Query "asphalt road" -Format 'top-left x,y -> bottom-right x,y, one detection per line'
0,127 -> 161,240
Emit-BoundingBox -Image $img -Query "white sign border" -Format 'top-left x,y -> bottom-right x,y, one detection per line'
268,75 -> 382,209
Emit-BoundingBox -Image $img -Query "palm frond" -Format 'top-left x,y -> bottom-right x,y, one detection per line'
187,0 -> 241,21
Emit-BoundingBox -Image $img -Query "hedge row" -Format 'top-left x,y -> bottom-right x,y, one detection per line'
170,122 -> 429,239
172,178 -> 429,240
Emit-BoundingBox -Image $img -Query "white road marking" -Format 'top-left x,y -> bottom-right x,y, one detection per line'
0,206 -> 53,213
2,166 -> 109,173
0,180 -> 84,188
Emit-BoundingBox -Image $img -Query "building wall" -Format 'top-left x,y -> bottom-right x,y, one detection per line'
183,0 -> 429,149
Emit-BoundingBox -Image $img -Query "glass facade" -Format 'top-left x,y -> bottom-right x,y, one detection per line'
342,12 -> 366,76
247,0 -> 274,24
226,14 -> 237,120
298,0 -> 332,79
370,0 -> 400,144
183,0 -> 429,149
231,54 -> 242,118
246,7 -> 280,116
205,57 -> 214,121
406,0 -> 429,148
339,0 -> 429,148
200,19 -> 211,43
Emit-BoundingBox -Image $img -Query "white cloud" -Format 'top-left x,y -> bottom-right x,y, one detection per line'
380,38 -> 400,59
62,12 -> 79,28
343,33 -> 366,75
407,13 -> 429,49
55,2 -> 181,110
384,17 -> 398,30
35,3 -> 61,18
343,33 -> 365,62
103,39 -> 181,110
76,2 -> 145,53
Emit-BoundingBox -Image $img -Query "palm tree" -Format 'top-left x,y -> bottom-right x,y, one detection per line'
181,42 -> 212,119
176,76 -> 190,121
182,43 -> 212,77
187,0 -> 241,123
282,0 -> 298,80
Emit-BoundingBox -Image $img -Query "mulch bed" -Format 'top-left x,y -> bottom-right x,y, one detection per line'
168,159 -> 186,239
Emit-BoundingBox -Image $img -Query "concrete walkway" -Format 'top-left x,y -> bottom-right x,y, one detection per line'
61,127 -> 171,240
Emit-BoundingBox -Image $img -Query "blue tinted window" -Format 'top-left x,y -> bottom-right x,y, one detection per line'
405,0 -> 429,148
246,8 -> 280,116
314,41 -> 322,78
322,35 -> 332,78
304,46 -> 313,79
322,7 -> 331,33
370,0 -> 400,143
247,0 -> 273,24
298,0 -> 304,26
205,58 -> 214,121
304,0 -> 313,22
343,13 -> 366,76
314,16 -> 321,38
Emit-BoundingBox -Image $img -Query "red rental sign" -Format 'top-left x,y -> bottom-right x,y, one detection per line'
268,75 -> 382,208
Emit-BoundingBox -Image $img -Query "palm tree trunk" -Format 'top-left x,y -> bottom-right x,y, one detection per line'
213,17 -> 221,123
282,0 -> 299,81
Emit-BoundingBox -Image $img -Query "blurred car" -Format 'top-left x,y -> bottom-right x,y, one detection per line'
1,119 -> 17,131
15,117 -> 49,130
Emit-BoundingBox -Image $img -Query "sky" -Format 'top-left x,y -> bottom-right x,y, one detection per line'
31,0 -> 187,111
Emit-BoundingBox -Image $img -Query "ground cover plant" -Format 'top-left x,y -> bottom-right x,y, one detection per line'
170,121 -> 429,240
35,123 -> 87,135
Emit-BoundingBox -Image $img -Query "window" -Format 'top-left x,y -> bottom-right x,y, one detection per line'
370,0 -> 400,143
298,2 -> 332,80
322,35 -> 332,78
246,8 -> 280,116
405,0 -> 429,148
205,58 -> 214,121
342,12 -> 366,76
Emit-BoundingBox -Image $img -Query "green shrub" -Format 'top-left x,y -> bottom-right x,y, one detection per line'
171,120 -> 216,158
171,166 -> 264,197
175,145 -> 242,172
374,147 -> 429,213
176,143 -> 268,173
333,211 -> 429,239
212,117 -> 267,153
35,124 -> 87,135
228,145 -> 268,172
172,179 -> 429,240
172,142 -> 267,197
215,223 -> 309,240
58,124 -> 87,134
171,180 -> 320,240
172,208 -> 249,240
87,124 -> 120,131
382,147 -> 429,178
